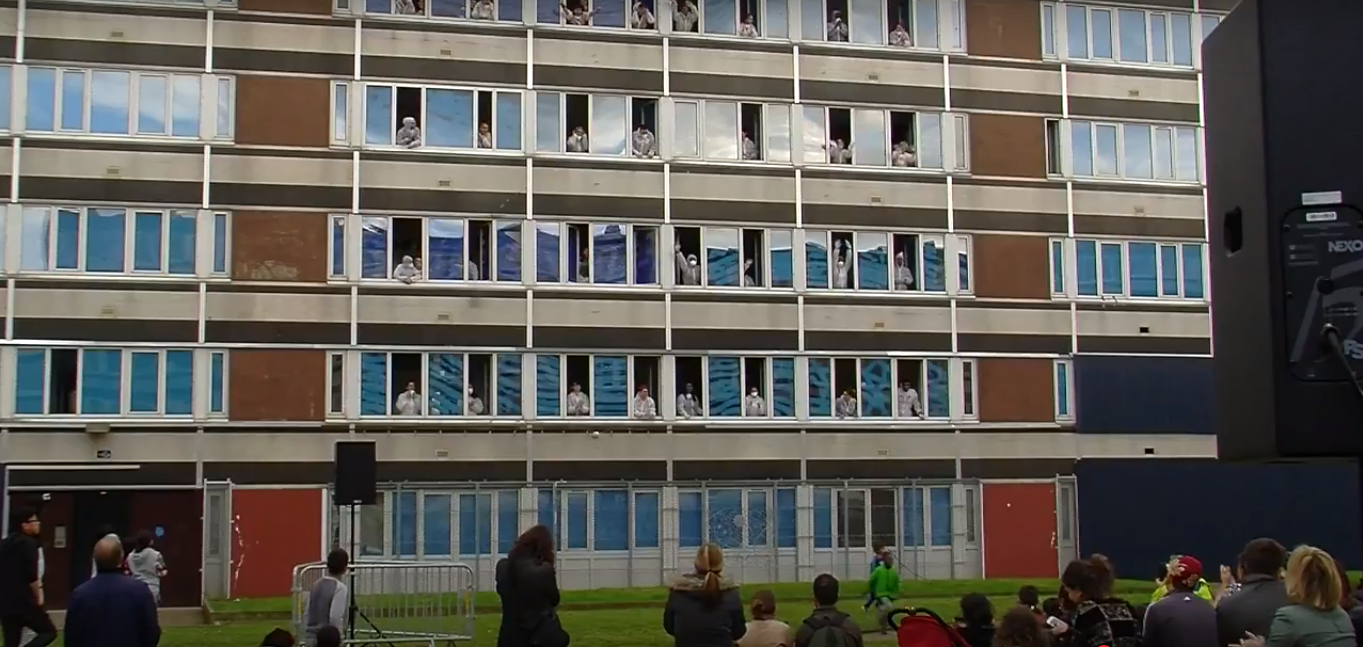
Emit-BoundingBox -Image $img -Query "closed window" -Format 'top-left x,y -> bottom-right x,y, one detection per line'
18,206 -> 225,277
14,348 -> 207,417
1070,119 -> 1200,183
27,67 -> 226,140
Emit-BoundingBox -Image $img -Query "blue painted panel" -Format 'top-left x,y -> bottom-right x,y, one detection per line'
1075,356 -> 1212,434
1076,459 -> 1362,571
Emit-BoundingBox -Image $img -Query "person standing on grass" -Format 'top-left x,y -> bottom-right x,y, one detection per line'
663,543 -> 747,647
866,552 -> 901,634
304,549 -> 351,647
127,530 -> 168,606
793,574 -> 863,647
496,525 -> 567,647
0,507 -> 55,647
63,535 -> 160,647
862,544 -> 887,612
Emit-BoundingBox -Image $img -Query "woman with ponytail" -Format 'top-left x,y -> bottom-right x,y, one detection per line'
663,543 -> 747,647
1238,546 -> 1353,647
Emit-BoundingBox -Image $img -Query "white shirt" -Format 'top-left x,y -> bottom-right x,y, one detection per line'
471,0 -> 495,18
395,390 -> 423,416
566,391 -> 590,416
898,388 -> 924,418
632,395 -> 657,420
836,396 -> 858,418
676,393 -> 700,419
744,395 -> 766,417
467,396 -> 485,415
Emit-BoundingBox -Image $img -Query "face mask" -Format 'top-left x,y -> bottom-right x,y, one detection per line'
689,260 -> 698,267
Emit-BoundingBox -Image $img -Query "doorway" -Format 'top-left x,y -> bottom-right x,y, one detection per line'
69,490 -> 132,590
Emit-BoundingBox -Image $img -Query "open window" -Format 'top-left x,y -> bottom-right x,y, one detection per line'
387,217 -> 424,282
1046,118 -> 1062,175
890,111 -> 918,168
566,223 -> 591,283
467,353 -> 494,415
49,349 -> 78,414
632,355 -> 661,419
674,226 -> 703,286
826,108 -> 851,164
887,0 -> 913,46
565,354 -> 592,416
631,97 -> 659,158
467,219 -> 492,281
828,230 -> 855,289
674,356 -> 705,419
741,228 -> 766,287
393,85 -> 423,148
475,89 -> 523,151
389,353 -> 423,416
564,93 -> 591,153
739,103 -> 764,161
742,357 -> 768,417
895,358 -> 925,418
329,353 -> 345,416
891,233 -> 920,292
832,357 -> 858,418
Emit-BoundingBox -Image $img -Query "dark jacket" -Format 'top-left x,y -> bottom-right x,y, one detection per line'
793,606 -> 864,647
63,571 -> 160,647
0,533 -> 41,614
1070,598 -> 1145,647
662,573 -> 746,647
1217,574 -> 1290,647
1144,589 -> 1219,647
956,621 -> 996,647
1346,605 -> 1363,647
495,556 -> 562,647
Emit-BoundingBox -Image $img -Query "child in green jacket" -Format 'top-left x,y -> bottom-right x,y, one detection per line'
867,553 -> 902,633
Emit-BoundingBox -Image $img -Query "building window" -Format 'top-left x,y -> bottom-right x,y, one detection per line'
1049,238 -> 1065,295
533,222 -> 659,285
358,351 -> 523,418
0,65 -> 11,132
678,488 -> 795,548
535,0 -> 656,29
1199,14 -> 1221,44
366,0 -> 523,22
364,84 -> 523,152
668,356 -> 796,420
1044,119 -> 1062,175
1072,238 -> 1206,301
798,0 -> 960,51
808,357 -> 946,419
26,68 -> 230,140
672,100 -> 790,163
800,106 -> 953,169
961,358 -> 975,419
804,230 -> 944,292
332,81 -> 349,145
659,0 -> 791,38
1070,120 -> 1200,183
533,353 -> 660,419
535,92 -> 659,157
356,215 -> 523,283
671,226 -> 792,289
14,348 -> 206,417
1055,359 -> 1074,420
18,206 -> 227,277
1049,3 -> 1195,68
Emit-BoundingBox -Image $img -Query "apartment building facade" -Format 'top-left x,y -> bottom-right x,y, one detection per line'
0,0 -> 1231,604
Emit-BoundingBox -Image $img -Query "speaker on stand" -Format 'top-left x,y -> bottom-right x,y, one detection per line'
333,441 -> 382,645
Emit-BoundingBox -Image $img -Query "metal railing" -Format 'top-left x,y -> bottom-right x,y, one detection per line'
292,560 -> 476,646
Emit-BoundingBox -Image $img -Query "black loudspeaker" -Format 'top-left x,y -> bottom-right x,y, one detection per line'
333,441 -> 378,506
1205,0 -> 1363,460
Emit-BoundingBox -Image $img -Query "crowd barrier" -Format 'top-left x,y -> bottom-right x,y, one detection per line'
292,560 -> 477,646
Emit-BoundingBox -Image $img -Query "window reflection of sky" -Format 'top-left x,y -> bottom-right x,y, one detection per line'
593,96 -> 628,155
704,102 -> 738,160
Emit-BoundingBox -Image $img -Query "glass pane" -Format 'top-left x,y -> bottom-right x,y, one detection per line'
1066,5 -> 1088,58
850,0 -> 883,44
1117,9 -> 1147,63
1160,244 -> 1180,296
80,349 -> 123,415
429,353 -> 464,416
169,75 -> 201,139
1095,124 -> 1118,175
915,0 -> 938,49
1071,121 -> 1093,176
332,82 -> 347,142
359,352 -> 388,416
770,229 -> 794,288
706,356 -> 740,417
1042,4 -> 1055,56
496,92 -> 522,150
86,208 -> 127,273
1200,14 -> 1220,42
433,0 -> 466,17
926,359 -> 948,417
772,357 -> 795,417
500,0 -> 523,21
422,495 -> 452,557
634,227 -> 657,285
1128,242 -> 1157,297
166,350 -> 193,415
1123,124 -> 1152,179
918,113 -> 942,169
210,352 -> 225,414
167,211 -> 196,275
767,0 -> 789,38
593,356 -> 628,417
536,92 -> 561,152
802,105 -> 826,163
536,355 -> 561,417
1150,13 -> 1168,63
21,208 -> 50,271
496,221 -> 522,281
213,213 -> 228,274
133,211 -> 164,272
808,357 -> 831,417
0,66 -> 11,130
674,101 -> 699,157
536,223 -> 561,282
1182,244 -> 1204,298
496,354 -> 522,416
60,70 -> 85,131
1171,13 -> 1192,66
15,350 -> 45,414
129,352 -> 160,413
1100,242 -> 1123,294
704,101 -> 738,160
429,218 -> 466,280
91,71 -> 131,135
1076,240 -> 1098,296
366,86 -> 393,145
856,232 -> 889,290
852,109 -> 887,166
766,105 -> 791,163
1051,240 -> 1065,294
592,224 -> 627,284
426,89 -> 475,148
216,78 -> 232,138
137,75 -> 168,134
805,232 -> 828,289
27,68 -> 56,132
860,359 -> 891,417
55,209 -> 79,270
800,0 -> 823,40
1176,127 -> 1199,181
592,95 -> 628,155
703,0 -> 736,34
705,228 -> 740,286
1154,127 -> 1175,180
1091,9 -> 1113,59
1056,362 -> 1069,416
923,237 -> 945,292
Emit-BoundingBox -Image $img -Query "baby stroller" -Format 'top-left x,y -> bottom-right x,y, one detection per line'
887,608 -> 971,647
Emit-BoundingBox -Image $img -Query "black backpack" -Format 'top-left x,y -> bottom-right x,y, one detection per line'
804,614 -> 852,647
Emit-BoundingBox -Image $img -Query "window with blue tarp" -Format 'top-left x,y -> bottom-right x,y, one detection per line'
393,491 -> 417,557
814,488 -> 832,548
422,493 -> 451,557
930,486 -> 952,546
634,491 -> 660,549
594,490 -> 629,551
679,491 -> 703,548
459,492 -> 493,556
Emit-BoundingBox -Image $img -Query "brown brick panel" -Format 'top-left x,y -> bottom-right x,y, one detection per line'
232,211 -> 328,282
229,350 -> 326,421
238,0 -> 334,15
970,113 -> 1047,179
978,358 -> 1055,423
965,0 -> 1043,60
235,75 -> 331,148
973,234 -> 1050,299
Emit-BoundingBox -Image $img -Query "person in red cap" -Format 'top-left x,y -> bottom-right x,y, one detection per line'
1152,555 -> 1216,605
1143,555 -> 1219,647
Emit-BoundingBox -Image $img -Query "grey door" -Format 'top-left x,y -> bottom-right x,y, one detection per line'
1055,476 -> 1078,575
201,480 -> 232,602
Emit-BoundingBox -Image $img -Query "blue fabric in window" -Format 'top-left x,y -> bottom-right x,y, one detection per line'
426,89 -> 475,148
423,494 -> 452,557
86,208 -> 127,273
165,350 -> 192,415
365,85 -> 393,145
127,352 -> 159,413
15,350 -> 46,414
902,488 -> 924,546
813,488 -> 832,549
565,492 -> 587,550
1056,362 -> 1070,417
772,241 -> 794,288
772,358 -> 795,417
593,490 -> 629,551
331,219 -> 346,277
593,225 -> 628,284
168,212 -> 195,275
429,219 -> 466,281
808,358 -> 832,417
55,210 -> 80,270
496,222 -> 522,281
924,240 -> 945,291
860,359 -> 892,418
1128,242 -> 1158,297
634,228 -> 657,285
497,490 -> 518,554
634,492 -> 660,549
26,68 -> 55,132
593,356 -> 628,417
536,224 -> 561,282
679,491 -> 703,548
857,243 -> 889,290
361,218 -> 390,279
927,359 -> 949,418
805,237 -> 828,289
1160,245 -> 1180,296
81,349 -> 122,414
776,488 -> 796,548
1100,243 -> 1123,294
1076,240 -> 1098,295
428,353 -> 464,417
707,489 -> 742,549
360,352 -> 388,415
1182,244 -> 1204,298
133,212 -> 164,272
496,93 -> 522,150
1051,240 -> 1065,293
747,491 -> 768,547
459,493 -> 493,556
210,352 -> 225,414
706,357 -> 740,417
537,489 -> 558,544
393,491 -> 417,557
496,354 -> 522,416
213,214 -> 228,274
929,487 -> 952,546
536,355 -> 561,417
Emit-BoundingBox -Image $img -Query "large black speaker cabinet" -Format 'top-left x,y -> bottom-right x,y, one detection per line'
333,441 -> 378,506
1206,0 -> 1363,460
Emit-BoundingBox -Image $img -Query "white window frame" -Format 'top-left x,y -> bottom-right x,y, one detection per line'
357,215 -> 522,284
26,67 -> 217,141
801,0 -> 963,52
363,82 -> 524,152
326,351 -> 346,417
685,0 -> 787,39
328,215 -> 347,280
18,205 -> 217,278
15,348 -> 199,418
209,350 -> 229,418
331,81 -> 349,145
675,99 -> 793,164
955,234 -> 972,295
805,230 -> 945,295
960,357 -> 976,420
538,353 -> 634,418
122,349 -> 195,417
548,221 -> 659,286
891,357 -> 949,420
1045,2 -> 1200,69
1048,237 -> 1066,297
1054,359 -> 1075,422
680,487 -> 772,549
358,351 -> 512,418
1072,238 -> 1209,302
805,106 -> 947,170
1069,119 -> 1201,184
356,0 -> 512,23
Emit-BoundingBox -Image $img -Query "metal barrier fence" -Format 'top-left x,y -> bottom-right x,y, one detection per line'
331,478 -> 996,593
292,561 -> 476,646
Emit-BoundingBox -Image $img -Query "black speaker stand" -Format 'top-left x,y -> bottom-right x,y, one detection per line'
346,503 -> 394,647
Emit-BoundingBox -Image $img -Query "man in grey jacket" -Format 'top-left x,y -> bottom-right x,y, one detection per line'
1217,538 -> 1289,647
305,549 -> 351,647
1145,555 -> 1217,647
